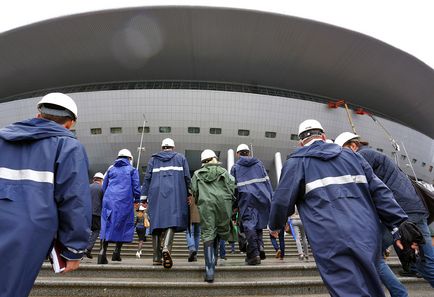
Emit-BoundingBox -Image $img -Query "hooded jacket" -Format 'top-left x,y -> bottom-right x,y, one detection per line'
269,140 -> 407,297
100,158 -> 141,242
192,163 -> 235,242
231,157 -> 272,230
0,118 -> 91,297
141,151 -> 191,233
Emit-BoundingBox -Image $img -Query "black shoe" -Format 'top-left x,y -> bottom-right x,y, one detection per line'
398,270 -> 422,278
97,254 -> 108,264
112,252 -> 122,262
246,256 -> 261,265
85,250 -> 93,259
162,250 -> 173,269
259,250 -> 266,260
188,250 -> 197,262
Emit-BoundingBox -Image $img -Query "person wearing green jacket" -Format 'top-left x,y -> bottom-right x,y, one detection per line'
191,149 -> 236,283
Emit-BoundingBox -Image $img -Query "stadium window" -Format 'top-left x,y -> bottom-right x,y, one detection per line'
391,152 -> 397,157
400,155 -> 407,161
265,131 -> 276,138
209,128 -> 222,135
412,158 -> 417,164
188,127 -> 200,134
238,129 -> 250,136
110,127 -> 122,134
429,166 -> 433,173
159,126 -> 171,133
90,128 -> 102,135
290,134 -> 299,141
376,148 -> 383,152
421,162 -> 426,167
138,126 -> 150,133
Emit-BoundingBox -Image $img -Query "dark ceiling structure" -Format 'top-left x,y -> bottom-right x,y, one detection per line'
0,6 -> 433,138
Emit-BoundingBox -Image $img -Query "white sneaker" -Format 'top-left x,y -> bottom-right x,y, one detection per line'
136,251 -> 141,259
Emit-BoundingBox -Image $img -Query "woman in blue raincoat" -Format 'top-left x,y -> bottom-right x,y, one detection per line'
98,149 -> 141,264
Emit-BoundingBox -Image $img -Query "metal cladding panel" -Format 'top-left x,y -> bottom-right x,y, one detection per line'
0,7 -> 433,137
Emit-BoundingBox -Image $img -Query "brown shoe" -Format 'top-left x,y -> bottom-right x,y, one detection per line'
275,250 -> 281,258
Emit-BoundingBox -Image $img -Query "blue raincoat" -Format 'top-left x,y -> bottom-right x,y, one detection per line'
231,157 -> 272,230
269,140 -> 407,297
100,158 -> 141,242
141,151 -> 191,233
0,118 -> 91,297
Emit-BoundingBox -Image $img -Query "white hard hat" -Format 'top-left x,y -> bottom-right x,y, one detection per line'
161,138 -> 175,147
236,144 -> 250,153
93,172 -> 104,179
138,205 -> 146,211
37,93 -> 78,120
334,132 -> 360,147
201,149 -> 217,162
118,149 -> 133,159
298,119 -> 324,138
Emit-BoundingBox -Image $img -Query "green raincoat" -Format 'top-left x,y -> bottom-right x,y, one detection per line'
191,163 -> 235,242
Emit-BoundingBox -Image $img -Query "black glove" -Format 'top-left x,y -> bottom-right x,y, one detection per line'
393,221 -> 425,271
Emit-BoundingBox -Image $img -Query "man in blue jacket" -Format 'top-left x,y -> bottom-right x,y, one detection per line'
141,138 -> 191,268
269,119 -> 409,297
231,144 -> 272,265
0,93 -> 91,297
98,149 -> 141,264
335,131 -> 434,289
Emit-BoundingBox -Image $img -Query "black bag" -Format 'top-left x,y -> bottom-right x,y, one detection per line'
393,221 -> 425,272
410,178 -> 434,224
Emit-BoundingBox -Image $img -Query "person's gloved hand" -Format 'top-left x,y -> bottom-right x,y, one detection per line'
393,221 -> 425,271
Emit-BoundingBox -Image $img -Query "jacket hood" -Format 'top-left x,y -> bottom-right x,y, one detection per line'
197,163 -> 225,183
114,158 -> 131,167
237,156 -> 260,167
0,118 -> 74,142
152,150 -> 177,161
290,140 -> 342,161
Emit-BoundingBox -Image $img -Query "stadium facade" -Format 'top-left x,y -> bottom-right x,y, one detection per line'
0,6 -> 433,184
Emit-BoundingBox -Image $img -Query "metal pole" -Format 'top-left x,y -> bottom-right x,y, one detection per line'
136,114 -> 147,170
227,149 -> 235,172
401,141 -> 418,182
343,103 -> 357,134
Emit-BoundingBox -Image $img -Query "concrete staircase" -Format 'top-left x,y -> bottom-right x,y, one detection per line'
31,233 -> 432,296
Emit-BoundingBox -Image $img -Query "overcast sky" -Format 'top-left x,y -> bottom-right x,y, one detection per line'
1,0 -> 433,69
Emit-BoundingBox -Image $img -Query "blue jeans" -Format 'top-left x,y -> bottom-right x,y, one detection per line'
185,223 -> 201,252
270,228 -> 285,257
376,225 -> 408,297
407,213 -> 434,287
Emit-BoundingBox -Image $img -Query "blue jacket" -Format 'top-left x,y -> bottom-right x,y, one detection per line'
358,146 -> 428,216
141,151 -> 191,233
269,141 -> 407,297
231,157 -> 272,230
0,118 -> 91,297
100,158 -> 141,242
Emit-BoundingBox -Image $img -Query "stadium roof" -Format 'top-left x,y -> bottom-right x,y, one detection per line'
0,6 -> 433,138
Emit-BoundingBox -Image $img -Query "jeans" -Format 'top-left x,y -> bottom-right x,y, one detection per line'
219,239 -> 226,258
270,228 -> 285,257
376,225 -> 408,297
185,223 -> 201,252
407,213 -> 434,287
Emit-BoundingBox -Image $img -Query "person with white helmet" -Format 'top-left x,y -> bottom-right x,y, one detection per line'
230,144 -> 272,265
85,172 -> 105,259
191,149 -> 236,282
141,138 -> 192,269
0,92 -> 91,297
98,149 -> 141,264
268,119 -> 415,297
134,204 -> 149,258
336,132 -> 434,290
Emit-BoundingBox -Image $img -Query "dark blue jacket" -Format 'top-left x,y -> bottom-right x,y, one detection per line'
141,151 -> 191,233
358,146 -> 427,215
90,182 -> 103,216
269,141 -> 407,297
231,157 -> 272,230
100,158 -> 141,242
0,118 -> 91,297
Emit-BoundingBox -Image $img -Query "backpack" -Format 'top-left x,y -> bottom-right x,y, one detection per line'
410,179 -> 434,224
